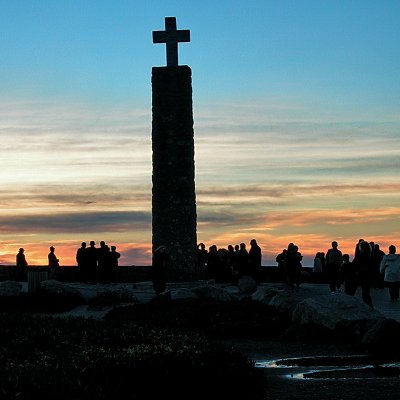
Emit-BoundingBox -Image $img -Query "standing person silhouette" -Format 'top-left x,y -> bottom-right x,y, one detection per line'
16,248 -> 28,281
110,245 -> 121,282
326,241 -> 343,294
76,242 -> 87,282
353,240 -> 374,308
248,239 -> 262,284
48,246 -> 60,279
85,241 -> 98,283
380,245 -> 400,302
152,245 -> 168,294
285,243 -> 302,288
197,243 -> 208,278
237,242 -> 249,278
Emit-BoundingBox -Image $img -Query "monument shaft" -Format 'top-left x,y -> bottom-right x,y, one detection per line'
152,65 -> 198,281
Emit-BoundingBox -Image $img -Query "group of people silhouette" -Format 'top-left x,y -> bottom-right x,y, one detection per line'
197,239 -> 262,284
275,242 -> 303,289
14,237 -> 400,306
76,241 -> 121,283
15,241 -> 121,283
16,246 -> 60,280
276,239 -> 400,309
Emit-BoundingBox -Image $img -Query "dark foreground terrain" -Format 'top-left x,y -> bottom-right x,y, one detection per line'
1,292 -> 399,399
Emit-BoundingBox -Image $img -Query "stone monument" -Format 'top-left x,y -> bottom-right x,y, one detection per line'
152,17 -> 198,281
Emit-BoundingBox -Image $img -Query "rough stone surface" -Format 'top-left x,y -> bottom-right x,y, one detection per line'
170,288 -> 199,301
190,285 -> 235,302
237,276 -> 258,294
40,280 -> 84,299
94,286 -> 139,305
267,287 -> 319,313
251,286 -> 281,304
152,66 -> 198,282
291,293 -> 385,338
0,280 -> 22,296
361,318 -> 400,350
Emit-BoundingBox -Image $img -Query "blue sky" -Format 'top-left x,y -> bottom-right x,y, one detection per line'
0,1 -> 399,266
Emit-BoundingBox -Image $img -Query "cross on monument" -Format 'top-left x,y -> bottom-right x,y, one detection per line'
152,17 -> 190,67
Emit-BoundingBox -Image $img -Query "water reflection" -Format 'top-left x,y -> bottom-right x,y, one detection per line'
256,356 -> 400,380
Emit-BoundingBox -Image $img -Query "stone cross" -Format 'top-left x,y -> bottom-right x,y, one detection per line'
152,17 -> 190,67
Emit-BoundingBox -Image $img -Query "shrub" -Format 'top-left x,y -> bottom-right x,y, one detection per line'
105,297 -> 290,339
0,313 -> 263,399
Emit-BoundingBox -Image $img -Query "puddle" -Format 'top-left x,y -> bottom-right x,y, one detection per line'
255,356 -> 400,380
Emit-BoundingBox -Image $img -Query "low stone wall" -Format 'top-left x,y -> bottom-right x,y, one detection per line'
0,265 -> 323,284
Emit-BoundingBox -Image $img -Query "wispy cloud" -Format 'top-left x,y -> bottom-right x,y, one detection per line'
1,96 -> 399,265
0,211 -> 151,234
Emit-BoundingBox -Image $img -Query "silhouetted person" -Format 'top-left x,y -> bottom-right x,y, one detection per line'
110,245 -> 120,282
205,245 -> 219,280
276,249 -> 287,283
152,245 -> 168,294
16,248 -> 28,282
48,246 -> 60,279
248,239 -> 262,284
319,252 -> 326,276
76,242 -> 87,282
354,238 -> 364,260
326,241 -> 343,293
313,252 -> 323,274
372,244 -> 385,288
237,242 -> 249,278
353,240 -> 374,308
97,241 -> 112,283
340,254 -> 357,296
285,243 -> 302,288
227,244 -> 238,284
197,243 -> 208,277
380,245 -> 400,302
216,248 -> 232,283
85,241 -> 98,283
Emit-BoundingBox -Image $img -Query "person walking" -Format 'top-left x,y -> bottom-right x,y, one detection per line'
380,245 -> 400,302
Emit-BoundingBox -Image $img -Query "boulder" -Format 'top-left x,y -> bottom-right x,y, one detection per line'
191,285 -> 234,302
90,285 -> 139,306
170,288 -> 199,301
237,276 -> 257,294
291,293 -> 385,339
267,287 -> 320,314
251,286 -> 281,304
40,280 -> 83,298
361,318 -> 400,352
0,280 -> 23,297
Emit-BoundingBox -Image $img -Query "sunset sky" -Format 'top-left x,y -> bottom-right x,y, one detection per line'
1,0 -> 399,267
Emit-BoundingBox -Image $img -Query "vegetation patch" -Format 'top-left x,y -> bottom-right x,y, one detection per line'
0,311 -> 264,399
105,297 -> 291,339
